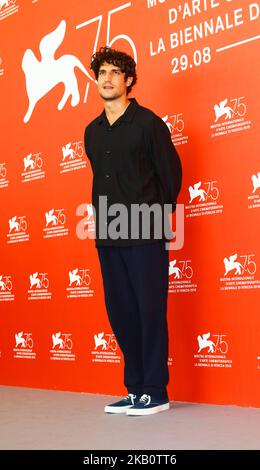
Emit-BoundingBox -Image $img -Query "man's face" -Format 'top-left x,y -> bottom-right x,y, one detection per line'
97,61 -> 133,101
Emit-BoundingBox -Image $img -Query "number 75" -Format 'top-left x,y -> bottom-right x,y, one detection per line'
76,2 -> 137,84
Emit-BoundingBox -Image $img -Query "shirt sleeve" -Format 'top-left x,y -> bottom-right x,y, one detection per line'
84,125 -> 94,172
149,115 -> 182,212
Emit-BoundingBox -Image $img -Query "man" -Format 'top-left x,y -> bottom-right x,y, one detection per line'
84,46 -> 182,416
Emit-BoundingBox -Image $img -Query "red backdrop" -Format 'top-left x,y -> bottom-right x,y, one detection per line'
0,0 -> 259,406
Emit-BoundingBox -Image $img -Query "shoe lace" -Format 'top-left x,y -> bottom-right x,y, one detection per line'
124,393 -> 136,405
139,394 -> 151,404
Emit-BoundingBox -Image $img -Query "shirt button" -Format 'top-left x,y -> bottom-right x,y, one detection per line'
105,174 -> 110,178
106,150 -> 111,155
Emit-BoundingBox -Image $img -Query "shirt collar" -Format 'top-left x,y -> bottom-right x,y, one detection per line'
98,98 -> 138,125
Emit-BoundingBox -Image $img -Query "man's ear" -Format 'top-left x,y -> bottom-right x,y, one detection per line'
126,76 -> 134,87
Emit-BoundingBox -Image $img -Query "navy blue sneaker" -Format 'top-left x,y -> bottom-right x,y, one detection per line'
126,394 -> 170,416
104,393 -> 140,414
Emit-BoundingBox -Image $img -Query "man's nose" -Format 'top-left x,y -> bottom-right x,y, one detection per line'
105,71 -> 113,80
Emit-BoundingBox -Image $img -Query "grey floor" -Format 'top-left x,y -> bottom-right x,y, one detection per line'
0,386 -> 260,450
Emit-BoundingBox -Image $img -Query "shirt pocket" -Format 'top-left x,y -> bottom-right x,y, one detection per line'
115,169 -> 143,203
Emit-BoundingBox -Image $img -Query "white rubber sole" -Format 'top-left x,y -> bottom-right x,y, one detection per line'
126,402 -> 170,416
104,404 -> 133,414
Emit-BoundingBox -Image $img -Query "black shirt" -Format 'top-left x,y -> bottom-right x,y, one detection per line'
84,98 -> 182,247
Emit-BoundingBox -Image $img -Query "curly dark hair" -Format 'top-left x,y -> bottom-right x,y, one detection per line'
90,46 -> 137,95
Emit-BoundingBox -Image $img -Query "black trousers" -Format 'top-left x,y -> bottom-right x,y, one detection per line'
97,240 -> 169,400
